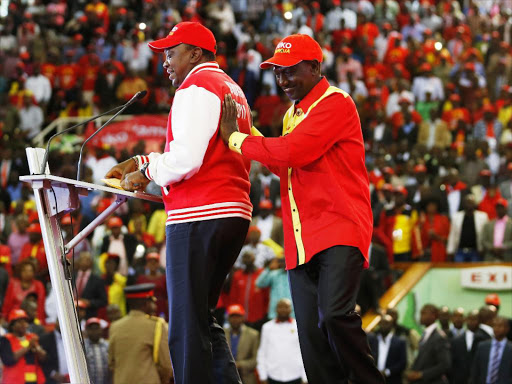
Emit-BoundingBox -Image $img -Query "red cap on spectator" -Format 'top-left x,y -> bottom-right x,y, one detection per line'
311,1 -> 320,9
485,293 -> 500,306
20,52 -> 30,60
398,96 -> 411,104
61,215 -> 72,225
382,22 -> 392,30
27,223 -> 41,234
107,253 -> 120,260
75,299 -> 88,309
86,317 -> 102,327
394,186 -> 408,197
259,200 -> 273,210
420,63 -> 432,72
146,252 -> 160,261
496,198 -> 508,208
227,304 -> 245,316
260,34 -> 323,69
382,183 -> 394,192
464,62 -> 475,71
73,34 -> 83,41
423,28 -> 432,36
341,46 -> 353,55
107,217 -> 123,228
508,163 -> 512,171
8,309 -> 29,323
0,245 -> 11,265
482,104 -> 495,114
449,93 -> 461,102
382,166 -> 395,175
148,22 -> 217,54
479,169 -> 492,177
414,164 -> 427,173
28,211 -> 39,224
248,226 -> 261,235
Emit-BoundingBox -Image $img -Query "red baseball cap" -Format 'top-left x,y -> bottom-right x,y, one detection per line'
479,169 -> 492,177
259,200 -> 273,210
148,22 -> 217,54
485,293 -> 500,306
496,198 -> 509,208
27,223 -> 41,234
85,317 -> 102,327
227,304 -> 245,316
146,252 -> 160,261
8,309 -> 29,323
107,217 -> 123,228
414,164 -> 427,173
260,34 -> 323,69
394,186 -> 408,197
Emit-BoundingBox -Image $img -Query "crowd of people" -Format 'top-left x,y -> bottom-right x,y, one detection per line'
1,0 -> 512,382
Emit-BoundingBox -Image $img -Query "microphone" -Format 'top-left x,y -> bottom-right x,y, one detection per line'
39,104 -> 126,174
76,90 -> 147,181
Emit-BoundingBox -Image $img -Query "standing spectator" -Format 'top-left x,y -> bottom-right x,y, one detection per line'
438,306 -> 452,338
40,321 -> 69,384
481,198 -> 512,261
418,197 -> 450,262
235,226 -> 275,269
85,146 -> 118,186
19,222 -> 48,278
84,317 -> 110,384
256,299 -> 307,384
405,304 -> 450,383
450,308 -> 466,339
385,307 -> 421,369
7,216 -> 29,265
100,216 -> 137,277
251,200 -> 284,247
499,163 -> 512,216
229,251 -> 269,329
24,63 -> 52,107
447,194 -> 489,262
20,298 -> 45,337
100,253 -> 127,317
2,260 -> 46,324
0,309 -> 46,384
417,108 -> 452,150
470,317 -> 512,384
474,105 -> 503,144
135,252 -> 167,320
412,63 -> 444,102
478,306 -> 498,340
108,284 -> 173,384
367,314 -> 407,384
450,309 -> 487,384
18,91 -> 44,141
256,256 -> 293,320
74,252 -> 108,319
250,166 -> 280,216
224,304 -> 259,384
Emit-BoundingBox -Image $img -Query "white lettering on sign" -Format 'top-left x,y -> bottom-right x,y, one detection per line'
276,42 -> 292,49
460,266 -> 512,291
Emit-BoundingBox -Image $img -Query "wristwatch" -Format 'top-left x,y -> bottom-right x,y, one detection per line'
140,163 -> 149,179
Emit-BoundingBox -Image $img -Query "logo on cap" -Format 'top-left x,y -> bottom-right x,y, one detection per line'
275,41 -> 293,54
169,26 -> 178,36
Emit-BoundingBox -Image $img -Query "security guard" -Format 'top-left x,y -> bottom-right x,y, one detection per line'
108,283 -> 173,384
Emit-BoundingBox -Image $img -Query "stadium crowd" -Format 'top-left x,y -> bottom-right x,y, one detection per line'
1,0 -> 512,382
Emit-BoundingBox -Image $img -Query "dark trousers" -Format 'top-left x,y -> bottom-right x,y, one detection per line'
268,378 -> 302,384
166,217 -> 250,384
288,245 -> 385,384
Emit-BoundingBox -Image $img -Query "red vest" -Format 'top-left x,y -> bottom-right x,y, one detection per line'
2,333 -> 45,384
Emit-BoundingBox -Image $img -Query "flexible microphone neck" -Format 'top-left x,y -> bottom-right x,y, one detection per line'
76,90 -> 147,181
39,104 -> 127,175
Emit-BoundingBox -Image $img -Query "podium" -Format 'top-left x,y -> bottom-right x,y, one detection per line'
20,148 -> 162,383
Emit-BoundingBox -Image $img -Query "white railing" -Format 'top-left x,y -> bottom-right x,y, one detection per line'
31,114 -> 135,147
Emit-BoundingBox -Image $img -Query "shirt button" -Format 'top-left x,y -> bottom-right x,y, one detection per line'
295,229 -> 299,232
296,109 -> 302,116
293,209 -> 296,212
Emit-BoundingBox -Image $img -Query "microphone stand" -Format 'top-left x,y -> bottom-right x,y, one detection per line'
39,105 -> 126,175
76,91 -> 147,181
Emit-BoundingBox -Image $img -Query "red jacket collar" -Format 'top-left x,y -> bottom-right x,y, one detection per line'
275,318 -> 293,323
295,77 -> 330,113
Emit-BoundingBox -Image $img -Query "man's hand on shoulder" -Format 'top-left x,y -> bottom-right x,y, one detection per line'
105,158 -> 138,180
220,94 -> 240,143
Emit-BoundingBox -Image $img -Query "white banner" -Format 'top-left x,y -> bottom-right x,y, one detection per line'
461,266 -> 512,290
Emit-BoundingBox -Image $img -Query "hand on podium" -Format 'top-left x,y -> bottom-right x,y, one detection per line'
106,158 -> 150,192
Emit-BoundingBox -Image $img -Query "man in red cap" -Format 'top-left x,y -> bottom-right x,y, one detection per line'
220,34 -> 383,383
106,22 -> 253,384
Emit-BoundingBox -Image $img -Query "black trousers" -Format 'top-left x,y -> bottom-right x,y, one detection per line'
268,378 -> 302,384
166,217 -> 250,384
288,245 -> 385,384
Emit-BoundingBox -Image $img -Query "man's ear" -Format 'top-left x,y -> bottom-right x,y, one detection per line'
189,46 -> 203,64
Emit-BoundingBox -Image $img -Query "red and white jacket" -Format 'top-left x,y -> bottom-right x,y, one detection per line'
135,62 -> 253,224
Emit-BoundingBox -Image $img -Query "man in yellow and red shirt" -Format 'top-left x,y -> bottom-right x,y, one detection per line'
220,34 -> 383,384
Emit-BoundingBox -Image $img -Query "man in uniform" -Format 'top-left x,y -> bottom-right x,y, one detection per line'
220,34 -> 384,383
108,283 -> 173,384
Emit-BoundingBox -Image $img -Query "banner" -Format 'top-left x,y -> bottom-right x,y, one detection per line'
84,114 -> 168,154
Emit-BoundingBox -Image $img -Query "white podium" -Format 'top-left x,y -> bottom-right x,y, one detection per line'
20,148 -> 162,383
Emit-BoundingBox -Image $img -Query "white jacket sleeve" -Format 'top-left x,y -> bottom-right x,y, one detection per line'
142,85 -> 221,187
